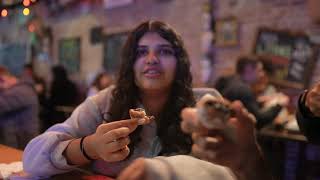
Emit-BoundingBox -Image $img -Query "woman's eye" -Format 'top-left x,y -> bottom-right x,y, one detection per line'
136,49 -> 148,57
158,48 -> 175,56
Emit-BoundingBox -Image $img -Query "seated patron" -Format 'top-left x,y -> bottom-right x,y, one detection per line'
215,56 -> 288,129
296,82 -> 320,144
0,66 -> 39,149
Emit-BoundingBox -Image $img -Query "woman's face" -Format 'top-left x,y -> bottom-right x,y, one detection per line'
100,74 -> 112,89
134,32 -> 177,92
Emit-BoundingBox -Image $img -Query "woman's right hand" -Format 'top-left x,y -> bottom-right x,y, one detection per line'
85,118 -> 144,162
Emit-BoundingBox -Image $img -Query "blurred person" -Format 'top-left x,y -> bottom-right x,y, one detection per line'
251,57 -> 276,97
252,58 -> 290,125
0,66 -> 39,149
296,82 -> 320,144
33,76 -> 50,132
215,56 -> 288,129
47,65 -> 79,127
21,63 -> 36,83
87,71 -> 113,97
49,65 -> 79,107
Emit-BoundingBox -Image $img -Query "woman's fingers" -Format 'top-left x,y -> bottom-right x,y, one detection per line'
97,119 -> 140,134
192,133 -> 222,150
192,144 -> 217,161
180,107 -> 207,133
105,147 -> 130,162
104,137 -> 130,153
102,127 -> 131,143
100,147 -> 130,162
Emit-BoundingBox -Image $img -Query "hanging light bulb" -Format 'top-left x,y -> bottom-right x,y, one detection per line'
1,9 -> 8,17
23,8 -> 30,16
23,0 -> 31,7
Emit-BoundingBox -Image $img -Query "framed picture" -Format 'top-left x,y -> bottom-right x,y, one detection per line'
253,27 -> 317,89
58,38 -> 81,74
103,32 -> 128,73
215,17 -> 239,47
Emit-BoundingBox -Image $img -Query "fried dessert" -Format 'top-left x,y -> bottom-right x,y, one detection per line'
129,108 -> 154,125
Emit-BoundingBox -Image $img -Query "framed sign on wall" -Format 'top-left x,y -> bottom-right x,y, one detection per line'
253,27 -> 317,89
103,32 -> 128,73
58,38 -> 81,74
215,17 -> 239,47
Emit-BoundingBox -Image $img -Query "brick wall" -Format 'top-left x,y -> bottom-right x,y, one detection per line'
211,0 -> 320,87
50,0 -> 208,85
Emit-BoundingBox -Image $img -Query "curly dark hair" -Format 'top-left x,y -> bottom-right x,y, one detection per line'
107,20 -> 195,156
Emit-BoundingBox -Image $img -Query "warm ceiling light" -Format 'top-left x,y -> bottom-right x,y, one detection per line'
23,8 -> 30,16
23,0 -> 31,7
1,9 -> 8,17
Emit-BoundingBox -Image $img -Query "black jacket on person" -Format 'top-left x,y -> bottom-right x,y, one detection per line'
296,91 -> 320,144
215,75 -> 282,129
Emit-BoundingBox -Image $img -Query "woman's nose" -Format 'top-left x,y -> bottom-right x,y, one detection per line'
145,50 -> 160,65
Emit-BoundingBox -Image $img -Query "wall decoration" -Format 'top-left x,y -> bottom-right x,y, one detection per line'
58,38 -> 80,74
215,17 -> 239,47
103,32 -> 127,73
253,27 -> 317,89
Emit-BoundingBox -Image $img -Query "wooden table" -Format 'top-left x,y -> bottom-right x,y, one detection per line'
0,144 -> 23,163
258,125 -> 307,142
0,144 -> 113,180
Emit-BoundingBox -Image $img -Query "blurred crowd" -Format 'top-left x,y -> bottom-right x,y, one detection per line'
0,54 -> 291,151
0,64 -> 114,149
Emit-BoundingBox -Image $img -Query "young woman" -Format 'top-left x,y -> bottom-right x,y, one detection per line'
23,20 -> 195,178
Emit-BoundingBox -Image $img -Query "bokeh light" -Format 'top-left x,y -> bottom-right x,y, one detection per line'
1,9 -> 8,17
23,0 -> 31,7
23,8 -> 30,16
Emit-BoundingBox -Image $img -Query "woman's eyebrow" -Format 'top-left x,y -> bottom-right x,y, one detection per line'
158,44 -> 174,48
137,44 -> 173,49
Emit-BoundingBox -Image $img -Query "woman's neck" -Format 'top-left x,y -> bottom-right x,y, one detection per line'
140,89 -> 170,116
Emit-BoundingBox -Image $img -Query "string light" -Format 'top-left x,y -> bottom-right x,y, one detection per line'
23,8 -> 30,16
1,9 -> 8,17
23,0 -> 31,7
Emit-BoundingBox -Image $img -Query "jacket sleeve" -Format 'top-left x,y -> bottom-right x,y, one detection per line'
296,91 -> 320,144
238,87 -> 282,129
0,84 -> 36,116
22,98 -> 102,177
143,155 -> 236,180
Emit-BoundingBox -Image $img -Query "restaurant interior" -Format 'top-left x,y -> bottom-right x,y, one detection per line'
1,0 -> 320,179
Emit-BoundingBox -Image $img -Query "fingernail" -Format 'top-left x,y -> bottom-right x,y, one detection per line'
205,137 -> 218,143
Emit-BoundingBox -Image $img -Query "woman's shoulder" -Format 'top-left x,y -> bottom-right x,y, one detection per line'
87,85 -> 115,115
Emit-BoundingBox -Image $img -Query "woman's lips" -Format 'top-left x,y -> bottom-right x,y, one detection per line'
143,68 -> 161,78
